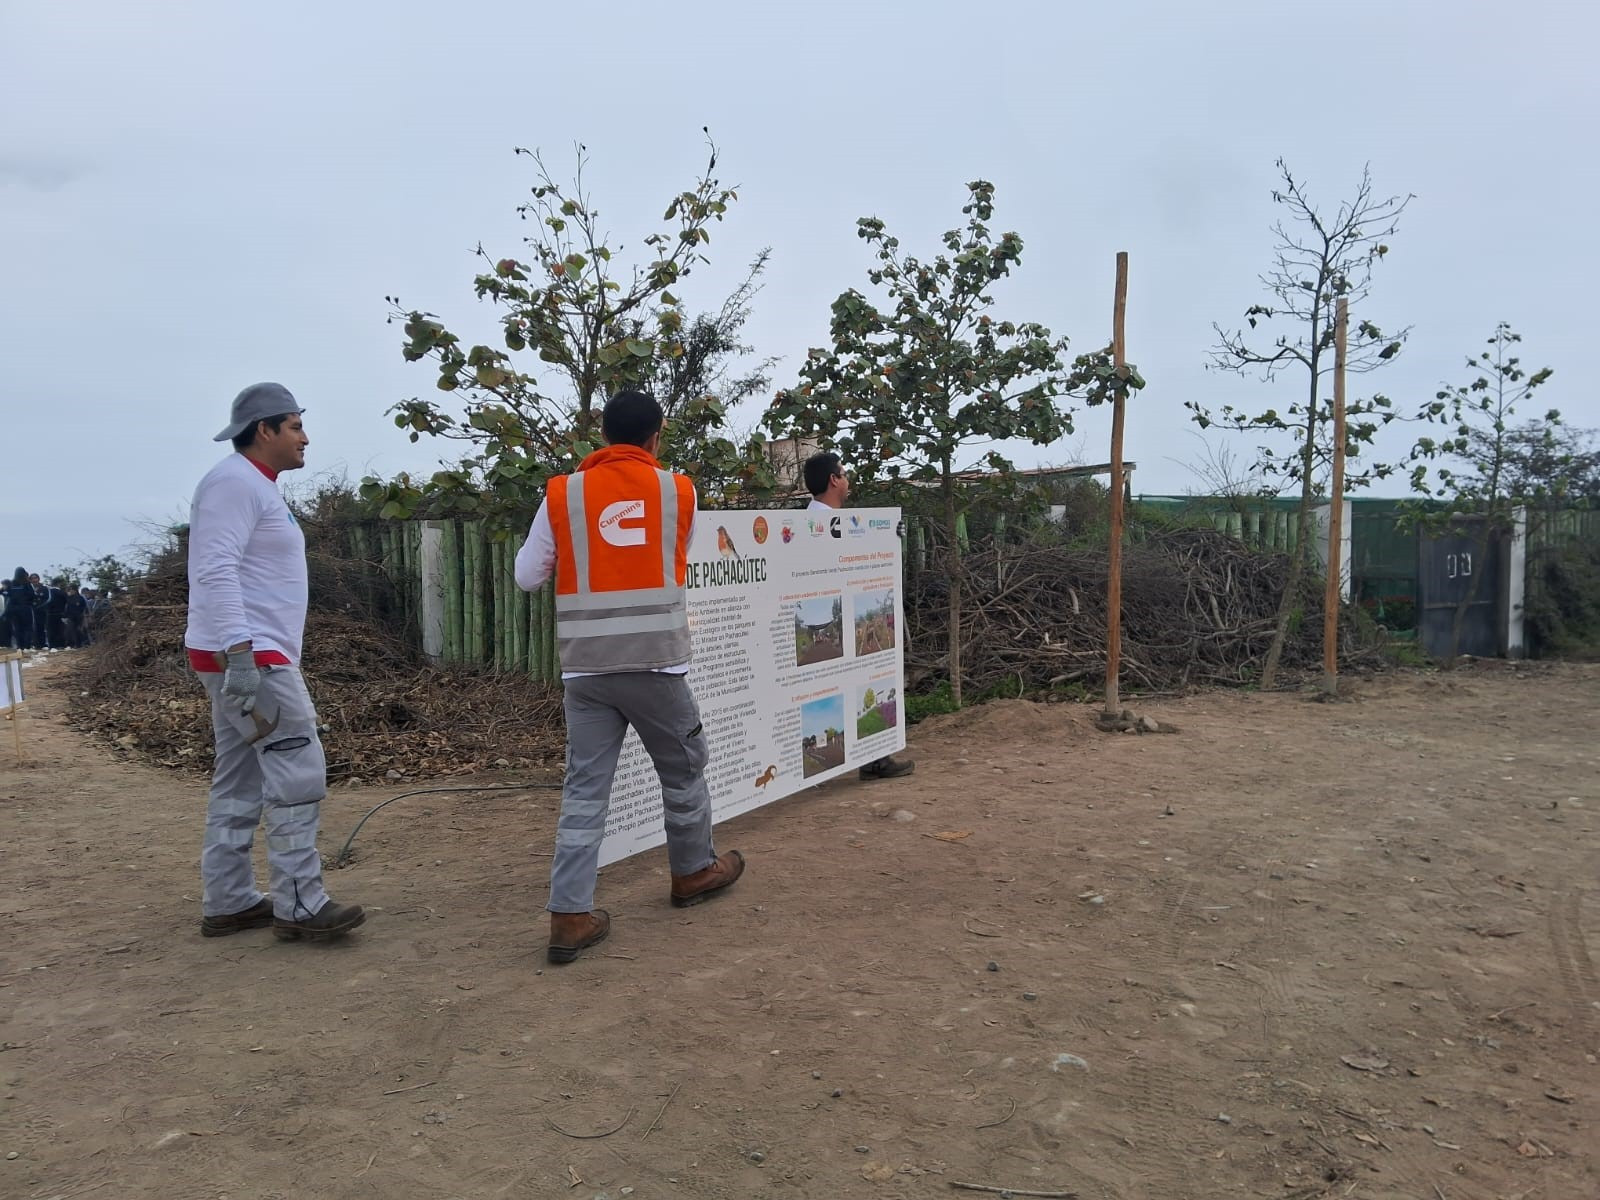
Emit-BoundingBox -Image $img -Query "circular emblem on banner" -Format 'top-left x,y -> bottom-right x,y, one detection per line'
752,516 -> 769,545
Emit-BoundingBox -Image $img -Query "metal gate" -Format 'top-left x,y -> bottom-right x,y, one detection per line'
1417,519 -> 1502,658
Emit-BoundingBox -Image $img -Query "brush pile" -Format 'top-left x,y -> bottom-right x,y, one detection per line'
65,525 -> 565,782
905,527 -> 1385,695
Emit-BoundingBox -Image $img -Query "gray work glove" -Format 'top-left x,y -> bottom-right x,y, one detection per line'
895,518 -> 906,538
222,648 -> 262,715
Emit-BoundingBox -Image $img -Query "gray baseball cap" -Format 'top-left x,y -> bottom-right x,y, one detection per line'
213,382 -> 305,442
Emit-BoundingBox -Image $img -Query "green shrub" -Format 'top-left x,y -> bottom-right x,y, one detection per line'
906,681 -> 960,723
1526,541 -> 1600,659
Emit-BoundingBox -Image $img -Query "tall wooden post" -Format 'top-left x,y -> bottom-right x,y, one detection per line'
1322,297 -> 1349,695
1103,251 -> 1129,718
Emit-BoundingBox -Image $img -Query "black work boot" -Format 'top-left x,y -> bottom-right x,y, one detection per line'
200,897 -> 274,938
273,899 -> 367,942
859,755 -> 914,781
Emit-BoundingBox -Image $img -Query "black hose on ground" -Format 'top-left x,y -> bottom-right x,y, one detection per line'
332,782 -> 562,867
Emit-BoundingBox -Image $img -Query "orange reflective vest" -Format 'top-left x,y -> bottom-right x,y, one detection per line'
546,443 -> 695,673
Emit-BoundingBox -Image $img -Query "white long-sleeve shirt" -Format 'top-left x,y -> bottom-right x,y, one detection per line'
511,499 -> 559,594
513,487 -> 697,678
184,453 -> 308,664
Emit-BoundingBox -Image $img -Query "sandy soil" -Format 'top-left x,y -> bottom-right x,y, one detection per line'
2,657 -> 1596,1200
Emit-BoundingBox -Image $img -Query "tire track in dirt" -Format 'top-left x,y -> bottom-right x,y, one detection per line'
14,1161 -> 123,1200
1186,825 -> 1300,1051
1232,827 -> 1444,1197
1118,862 -> 1217,1200
1240,860 -> 1305,1043
1547,886 -> 1598,1039
1123,1051 -> 1187,1200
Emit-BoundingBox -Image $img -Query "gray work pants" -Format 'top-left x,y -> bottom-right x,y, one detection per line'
549,671 -> 716,913
198,666 -> 331,921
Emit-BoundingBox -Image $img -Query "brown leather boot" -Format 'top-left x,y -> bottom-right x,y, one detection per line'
548,909 -> 610,964
670,850 -> 746,908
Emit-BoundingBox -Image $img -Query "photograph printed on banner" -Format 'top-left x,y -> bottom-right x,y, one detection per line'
853,586 -> 897,657
792,593 -> 845,667
856,681 -> 898,738
799,693 -> 846,779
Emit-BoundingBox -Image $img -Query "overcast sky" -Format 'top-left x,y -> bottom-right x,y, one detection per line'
3,0 -> 1594,577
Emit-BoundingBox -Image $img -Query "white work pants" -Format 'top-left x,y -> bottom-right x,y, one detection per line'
197,666 -> 331,921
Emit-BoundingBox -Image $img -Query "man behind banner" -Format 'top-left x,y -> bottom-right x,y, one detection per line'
514,390 -> 744,964
803,450 -> 915,781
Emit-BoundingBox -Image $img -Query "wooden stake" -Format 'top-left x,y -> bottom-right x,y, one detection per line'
1322,297 -> 1349,695
1103,251 -> 1129,718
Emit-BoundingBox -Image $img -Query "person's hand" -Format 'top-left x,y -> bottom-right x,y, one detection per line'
895,518 -> 905,538
222,648 -> 262,715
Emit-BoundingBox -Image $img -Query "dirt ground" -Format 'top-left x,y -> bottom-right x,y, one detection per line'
3,658 -> 1597,1200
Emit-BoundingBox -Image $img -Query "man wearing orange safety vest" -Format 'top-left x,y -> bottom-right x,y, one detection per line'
514,390 -> 745,964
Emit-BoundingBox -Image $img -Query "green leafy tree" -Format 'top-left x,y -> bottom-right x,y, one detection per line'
1465,420 -> 1598,507
370,137 -> 760,523
1410,323 -> 1555,659
767,181 -> 1116,705
78,554 -> 140,596
1189,160 -> 1416,688
634,250 -> 781,504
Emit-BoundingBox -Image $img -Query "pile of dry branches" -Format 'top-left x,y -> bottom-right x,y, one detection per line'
906,527 -> 1383,695
65,528 -> 565,782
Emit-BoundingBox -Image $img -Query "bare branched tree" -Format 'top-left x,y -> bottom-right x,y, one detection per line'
1176,432 -> 1272,506
1189,160 -> 1417,687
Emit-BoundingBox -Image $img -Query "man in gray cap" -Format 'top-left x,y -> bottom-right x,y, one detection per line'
183,383 -> 365,941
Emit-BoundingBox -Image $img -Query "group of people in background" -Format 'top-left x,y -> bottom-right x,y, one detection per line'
1,568 -> 108,651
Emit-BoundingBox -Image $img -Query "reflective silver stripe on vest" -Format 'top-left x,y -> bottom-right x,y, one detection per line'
558,611 -> 687,637
656,468 -> 677,587
557,465 -> 692,673
558,602 -> 682,624
555,584 -> 682,613
565,471 -> 589,566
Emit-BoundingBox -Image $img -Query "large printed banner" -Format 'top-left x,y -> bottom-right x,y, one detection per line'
596,506 -> 906,867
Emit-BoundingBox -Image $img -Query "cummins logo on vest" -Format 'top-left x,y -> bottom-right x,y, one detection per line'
598,499 -> 647,547
687,556 -> 768,589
